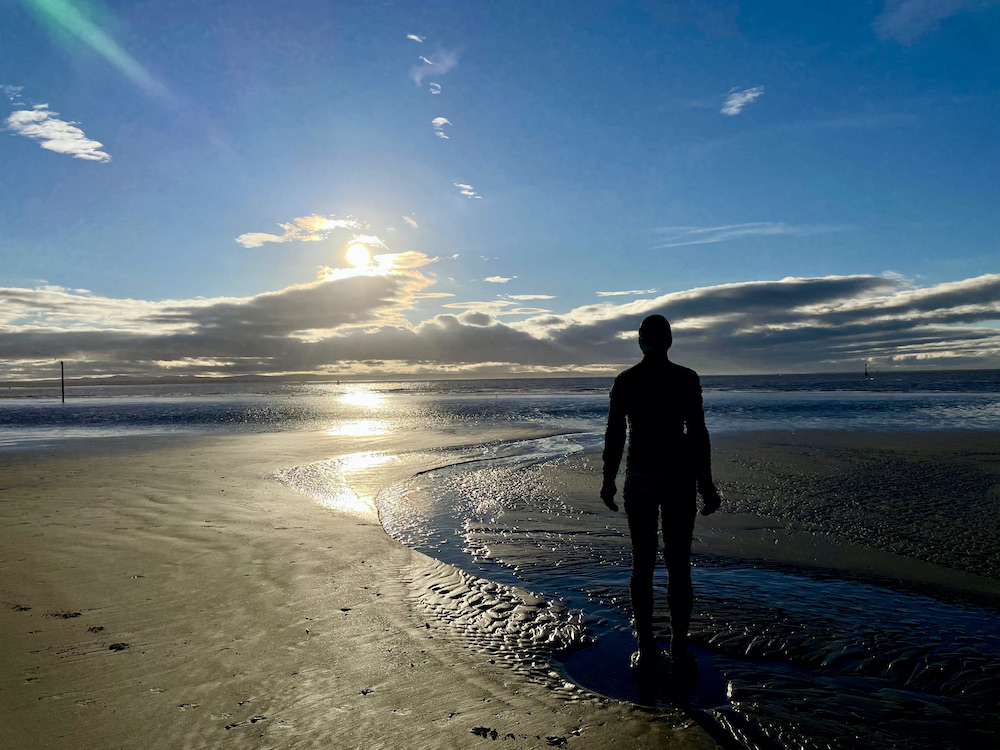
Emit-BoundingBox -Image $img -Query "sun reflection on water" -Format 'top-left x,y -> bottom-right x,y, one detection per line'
272,451 -> 397,516
339,390 -> 386,409
328,419 -> 390,437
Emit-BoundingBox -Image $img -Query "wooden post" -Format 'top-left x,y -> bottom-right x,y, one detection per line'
61,361 -> 65,403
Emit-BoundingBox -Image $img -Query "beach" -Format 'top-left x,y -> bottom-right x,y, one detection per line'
0,429 -> 718,750
3,420 -> 998,749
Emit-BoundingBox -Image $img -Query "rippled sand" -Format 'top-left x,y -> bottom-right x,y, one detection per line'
0,430 -> 719,750
365,430 -> 1000,750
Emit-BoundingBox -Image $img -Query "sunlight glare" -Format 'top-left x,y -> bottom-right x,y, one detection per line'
347,243 -> 371,267
328,419 -> 389,437
340,391 -> 386,409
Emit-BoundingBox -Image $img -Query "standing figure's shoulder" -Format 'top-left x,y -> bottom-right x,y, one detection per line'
666,361 -> 702,386
612,363 -> 642,387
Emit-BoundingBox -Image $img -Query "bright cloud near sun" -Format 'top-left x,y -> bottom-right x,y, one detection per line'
236,215 -> 360,248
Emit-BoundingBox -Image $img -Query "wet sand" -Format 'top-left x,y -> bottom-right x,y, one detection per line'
4,428 -> 999,749
709,430 -> 1000,594
0,431 -> 718,750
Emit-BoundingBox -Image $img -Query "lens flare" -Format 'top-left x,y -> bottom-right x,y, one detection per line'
20,0 -> 170,100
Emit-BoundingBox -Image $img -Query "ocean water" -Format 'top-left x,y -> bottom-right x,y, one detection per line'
2,370 -> 1000,447
3,370 -> 1000,748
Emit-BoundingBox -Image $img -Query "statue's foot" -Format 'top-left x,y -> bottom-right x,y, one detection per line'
670,647 -> 698,680
630,638 -> 661,671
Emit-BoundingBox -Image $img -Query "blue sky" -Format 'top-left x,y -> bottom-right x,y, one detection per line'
2,0 -> 999,379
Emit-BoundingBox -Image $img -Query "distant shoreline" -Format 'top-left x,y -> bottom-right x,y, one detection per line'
4,365 -> 999,391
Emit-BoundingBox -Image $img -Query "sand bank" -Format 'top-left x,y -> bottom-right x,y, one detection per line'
0,431 -> 718,750
707,430 -> 1000,596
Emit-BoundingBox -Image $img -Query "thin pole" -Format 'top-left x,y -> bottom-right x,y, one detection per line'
61,361 -> 65,403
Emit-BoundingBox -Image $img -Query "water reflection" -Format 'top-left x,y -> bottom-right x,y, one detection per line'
328,418 -> 390,436
339,390 -> 387,409
273,450 -> 396,516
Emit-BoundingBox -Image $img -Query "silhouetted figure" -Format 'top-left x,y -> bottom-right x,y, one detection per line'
601,314 -> 721,673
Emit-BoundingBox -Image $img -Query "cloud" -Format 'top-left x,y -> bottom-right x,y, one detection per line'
721,86 -> 764,116
596,289 -> 659,297
873,0 -> 997,43
507,294 -> 556,301
2,85 -> 24,103
455,183 -> 482,199
402,216 -> 419,228
431,116 -> 451,139
442,300 -> 516,316
429,83 -> 442,95
407,34 -> 425,43
373,250 -> 437,269
411,49 -> 459,86
5,104 -> 110,162
484,276 -> 515,284
4,274 -> 1000,380
651,222 -> 843,249
236,215 -> 359,248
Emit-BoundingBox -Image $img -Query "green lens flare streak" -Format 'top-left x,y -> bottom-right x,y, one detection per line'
20,0 -> 169,99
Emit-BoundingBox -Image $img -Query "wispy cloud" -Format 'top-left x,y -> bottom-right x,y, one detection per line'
402,216 -> 419,228
596,289 -> 659,297
350,233 -> 389,251
651,222 -> 843,249
411,49 -> 459,86
429,82 -> 442,95
406,33 -> 425,43
508,294 -> 555,300
485,276 -> 516,284
236,215 -> 359,248
873,0 -> 995,43
431,116 -> 451,139
455,183 -> 482,199
721,85 -> 764,116
5,104 -> 110,162
2,85 -> 24,104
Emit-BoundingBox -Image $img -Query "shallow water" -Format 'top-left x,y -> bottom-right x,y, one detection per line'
3,372 -> 1000,448
362,433 -> 1000,750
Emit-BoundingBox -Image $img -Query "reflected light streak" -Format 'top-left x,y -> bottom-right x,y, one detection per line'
340,391 -> 387,409
328,419 -> 389,437
338,451 -> 394,472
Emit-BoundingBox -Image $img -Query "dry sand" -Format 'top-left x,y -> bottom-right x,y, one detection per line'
0,431 -> 719,750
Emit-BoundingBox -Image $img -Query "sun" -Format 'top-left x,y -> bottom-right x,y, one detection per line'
346,243 -> 371,267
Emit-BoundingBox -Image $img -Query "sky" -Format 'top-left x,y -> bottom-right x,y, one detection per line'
2,0 -> 999,381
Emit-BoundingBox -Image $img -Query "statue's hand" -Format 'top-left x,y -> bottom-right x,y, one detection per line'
700,482 -> 722,516
600,479 -> 619,512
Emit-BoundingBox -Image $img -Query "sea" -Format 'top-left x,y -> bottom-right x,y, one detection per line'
2,369 -> 999,750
